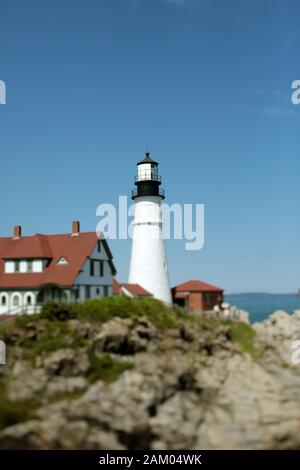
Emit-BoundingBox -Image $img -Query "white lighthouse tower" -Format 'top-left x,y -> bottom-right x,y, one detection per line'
128,153 -> 172,305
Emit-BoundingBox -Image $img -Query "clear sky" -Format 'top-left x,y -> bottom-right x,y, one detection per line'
0,0 -> 299,293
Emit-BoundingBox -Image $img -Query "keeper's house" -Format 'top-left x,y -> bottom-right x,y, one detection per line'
0,221 -> 116,315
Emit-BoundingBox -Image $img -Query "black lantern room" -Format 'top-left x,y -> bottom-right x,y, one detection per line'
131,153 -> 165,200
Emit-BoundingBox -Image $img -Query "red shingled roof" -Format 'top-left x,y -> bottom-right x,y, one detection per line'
0,232 -> 115,289
2,234 -> 53,259
173,279 -> 223,293
122,283 -> 152,297
112,277 -> 121,295
113,278 -> 152,297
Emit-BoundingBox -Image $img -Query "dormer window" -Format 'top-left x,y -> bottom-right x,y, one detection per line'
57,257 -> 69,265
4,259 -> 45,273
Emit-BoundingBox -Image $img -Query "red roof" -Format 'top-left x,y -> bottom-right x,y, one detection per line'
113,278 -> 152,297
2,234 -> 53,259
112,277 -> 121,295
122,283 -> 152,297
0,232 -> 116,289
173,279 -> 223,293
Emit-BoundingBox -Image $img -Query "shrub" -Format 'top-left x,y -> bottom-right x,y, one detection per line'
76,297 -> 177,331
40,301 -> 77,321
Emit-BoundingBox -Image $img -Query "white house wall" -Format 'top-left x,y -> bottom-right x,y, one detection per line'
0,290 -> 37,315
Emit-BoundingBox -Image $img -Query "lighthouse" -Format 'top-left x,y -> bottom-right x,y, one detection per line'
128,152 -> 172,305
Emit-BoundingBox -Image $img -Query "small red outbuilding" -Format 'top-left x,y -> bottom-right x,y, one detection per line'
172,279 -> 224,312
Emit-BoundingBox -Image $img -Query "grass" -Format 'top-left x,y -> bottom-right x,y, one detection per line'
1,298 -> 262,363
0,383 -> 37,430
3,317 -> 87,360
0,298 -> 177,363
40,297 -> 178,332
225,321 -> 262,357
76,296 -> 178,331
87,352 -> 133,384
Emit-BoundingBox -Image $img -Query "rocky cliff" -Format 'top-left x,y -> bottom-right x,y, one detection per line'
0,298 -> 299,450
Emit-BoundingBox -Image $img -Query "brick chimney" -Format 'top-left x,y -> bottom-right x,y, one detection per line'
13,225 -> 21,239
71,220 -> 80,236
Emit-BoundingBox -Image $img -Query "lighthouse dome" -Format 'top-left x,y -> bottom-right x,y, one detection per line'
137,152 -> 158,166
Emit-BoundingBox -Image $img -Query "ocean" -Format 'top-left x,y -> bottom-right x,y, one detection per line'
225,293 -> 300,323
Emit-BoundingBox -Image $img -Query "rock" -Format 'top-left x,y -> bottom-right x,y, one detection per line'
150,392 -> 203,449
1,308 -> 300,450
45,377 -> 88,400
239,309 -> 250,324
7,361 -> 48,402
68,320 -> 93,339
254,310 -> 300,368
126,331 -> 148,353
43,349 -> 89,377
92,318 -> 132,353
93,317 -> 157,354
0,418 -> 66,450
134,317 -> 158,340
68,371 -> 158,435
83,428 -> 125,450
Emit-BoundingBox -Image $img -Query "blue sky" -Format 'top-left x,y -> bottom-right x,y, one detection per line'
0,0 -> 299,293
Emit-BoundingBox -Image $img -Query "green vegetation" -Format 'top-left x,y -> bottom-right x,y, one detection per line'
225,321 -> 262,357
1,315 -> 86,360
0,297 -> 262,366
23,321 -> 86,360
0,384 -> 37,430
87,352 -> 133,384
184,312 -> 221,330
40,302 -> 77,321
40,297 -> 178,331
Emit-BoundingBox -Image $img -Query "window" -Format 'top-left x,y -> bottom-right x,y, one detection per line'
103,286 -> 108,296
90,260 -> 94,276
97,240 -> 101,252
27,261 -> 33,272
138,163 -> 151,180
32,260 -> 43,272
26,295 -> 32,305
4,261 -> 14,273
151,166 -> 158,180
99,260 -> 104,277
96,287 -> 101,296
37,291 -> 44,303
57,257 -> 68,265
85,286 -> 90,299
74,288 -> 80,301
15,261 -> 20,272
0,295 -> 6,306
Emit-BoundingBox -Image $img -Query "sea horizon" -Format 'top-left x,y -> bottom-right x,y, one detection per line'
225,292 -> 300,323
